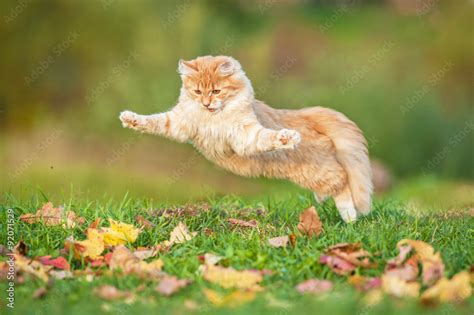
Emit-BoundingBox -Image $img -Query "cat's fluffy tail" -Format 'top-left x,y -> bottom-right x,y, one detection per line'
310,107 -> 373,214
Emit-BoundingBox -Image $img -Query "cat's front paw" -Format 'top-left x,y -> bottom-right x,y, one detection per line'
275,129 -> 301,149
119,110 -> 142,129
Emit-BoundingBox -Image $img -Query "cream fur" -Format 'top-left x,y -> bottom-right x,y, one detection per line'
119,55 -> 373,222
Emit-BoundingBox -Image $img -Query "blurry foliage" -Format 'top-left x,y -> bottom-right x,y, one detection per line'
0,0 -> 472,179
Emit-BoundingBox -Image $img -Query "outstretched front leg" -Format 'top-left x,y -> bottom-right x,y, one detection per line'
231,121 -> 301,156
119,110 -> 191,142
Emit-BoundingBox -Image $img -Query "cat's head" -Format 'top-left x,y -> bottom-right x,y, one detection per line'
178,56 -> 251,113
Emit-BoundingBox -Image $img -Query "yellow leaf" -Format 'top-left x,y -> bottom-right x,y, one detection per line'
421,271 -> 472,303
102,219 -> 140,246
203,265 -> 262,290
381,274 -> 420,298
74,228 -> 105,259
203,289 -> 256,307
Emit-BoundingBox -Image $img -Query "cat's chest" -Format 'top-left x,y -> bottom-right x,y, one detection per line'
191,123 -> 234,158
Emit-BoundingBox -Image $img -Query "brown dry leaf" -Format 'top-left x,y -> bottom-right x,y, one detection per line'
13,254 -> 50,282
228,218 -> 258,229
297,206 -> 322,238
155,275 -> 191,296
320,242 -> 374,275
397,239 -> 445,286
268,236 -> 289,248
19,202 -> 84,228
133,247 -> 160,260
295,279 -> 333,295
203,289 -> 256,307
14,240 -> 28,256
95,285 -> 134,301
203,265 -> 263,290
88,218 -> 102,229
164,222 -> 197,246
289,234 -> 297,247
348,275 -> 382,292
421,271 -> 472,304
109,245 -> 164,279
200,253 -> 224,266
381,274 -> 420,298
135,215 -> 155,230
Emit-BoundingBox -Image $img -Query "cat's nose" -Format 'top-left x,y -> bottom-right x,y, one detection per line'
203,102 -> 210,107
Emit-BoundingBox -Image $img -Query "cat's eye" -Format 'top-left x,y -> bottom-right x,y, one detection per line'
194,90 -> 202,95
212,89 -> 221,94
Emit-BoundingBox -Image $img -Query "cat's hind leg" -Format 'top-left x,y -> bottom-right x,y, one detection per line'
333,186 -> 357,223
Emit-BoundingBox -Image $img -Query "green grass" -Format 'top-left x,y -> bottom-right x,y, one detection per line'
1,192 -> 473,315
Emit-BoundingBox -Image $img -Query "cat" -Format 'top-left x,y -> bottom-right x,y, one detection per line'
119,55 -> 373,222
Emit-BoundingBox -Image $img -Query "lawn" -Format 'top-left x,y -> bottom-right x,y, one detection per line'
1,192 -> 472,315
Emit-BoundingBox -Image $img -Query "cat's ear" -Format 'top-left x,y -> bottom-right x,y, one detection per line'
218,58 -> 241,76
177,59 -> 197,76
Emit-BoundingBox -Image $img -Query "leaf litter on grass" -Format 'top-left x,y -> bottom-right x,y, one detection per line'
6,202 -> 473,310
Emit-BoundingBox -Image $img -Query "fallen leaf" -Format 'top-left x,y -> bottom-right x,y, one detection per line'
295,279 -> 333,294
348,275 -> 382,292
155,275 -> 190,296
297,206 -> 322,237
133,247 -> 159,260
381,274 -> 420,298
203,289 -> 256,307
164,222 -> 197,246
268,236 -> 289,248
14,240 -> 28,256
385,256 -> 419,282
88,218 -> 102,229
20,202 -> 84,228
228,218 -> 258,229
109,245 -> 164,279
320,242 -> 374,275
69,228 -> 105,260
95,285 -> 133,301
421,271 -> 472,304
37,255 -> 70,270
289,234 -> 297,247
395,239 -> 445,286
102,219 -> 140,246
203,265 -> 263,290
135,215 -> 155,229
199,253 -> 224,266
13,254 -> 50,282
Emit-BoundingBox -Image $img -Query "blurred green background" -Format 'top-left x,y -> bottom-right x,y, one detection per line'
1,0 -> 472,208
